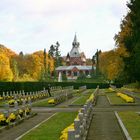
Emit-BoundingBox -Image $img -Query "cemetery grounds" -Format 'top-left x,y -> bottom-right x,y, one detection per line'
0,86 -> 140,140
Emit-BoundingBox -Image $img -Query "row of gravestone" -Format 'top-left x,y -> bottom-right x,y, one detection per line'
4,98 -> 32,117
51,86 -> 62,92
0,86 -> 65,101
68,87 -> 99,140
79,86 -> 87,93
1,89 -> 47,100
0,98 -> 32,126
52,86 -> 74,105
1,86 -> 64,98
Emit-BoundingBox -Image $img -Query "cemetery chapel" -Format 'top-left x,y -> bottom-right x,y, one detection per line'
56,35 -> 92,80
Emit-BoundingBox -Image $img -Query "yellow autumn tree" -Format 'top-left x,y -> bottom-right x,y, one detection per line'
99,50 -> 124,81
12,51 -> 55,81
0,54 -> 13,81
33,51 -> 55,76
0,44 -> 55,81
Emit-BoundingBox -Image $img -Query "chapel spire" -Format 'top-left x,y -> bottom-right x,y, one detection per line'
73,34 -> 77,42
72,33 -> 80,47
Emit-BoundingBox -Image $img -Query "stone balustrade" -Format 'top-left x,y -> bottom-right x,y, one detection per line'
79,85 -> 87,93
53,86 -> 74,104
67,86 -> 99,140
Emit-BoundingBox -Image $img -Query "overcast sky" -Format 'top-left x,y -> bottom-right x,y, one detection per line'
0,0 -> 128,58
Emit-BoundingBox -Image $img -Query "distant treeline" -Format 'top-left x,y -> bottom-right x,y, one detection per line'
0,44 -> 54,82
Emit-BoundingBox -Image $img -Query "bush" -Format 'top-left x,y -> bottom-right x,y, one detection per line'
0,82 -> 123,95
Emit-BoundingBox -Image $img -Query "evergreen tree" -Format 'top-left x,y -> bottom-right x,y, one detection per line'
48,45 -> 55,57
43,48 -> 48,81
10,59 -> 19,81
127,0 -> 140,82
55,41 -> 61,67
114,0 -> 140,83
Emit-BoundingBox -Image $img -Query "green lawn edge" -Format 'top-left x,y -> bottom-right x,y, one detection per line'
106,92 -> 126,104
118,111 -> 140,140
21,112 -> 77,140
71,92 -> 92,105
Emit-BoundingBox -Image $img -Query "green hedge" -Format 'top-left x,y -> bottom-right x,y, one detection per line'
0,82 -> 122,93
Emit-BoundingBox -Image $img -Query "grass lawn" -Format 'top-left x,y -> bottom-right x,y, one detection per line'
104,88 -> 116,93
118,111 -> 140,140
0,101 -> 5,107
71,94 -> 91,105
21,112 -> 77,140
32,98 -> 55,107
132,93 -> 140,98
33,89 -> 94,107
106,92 -> 127,104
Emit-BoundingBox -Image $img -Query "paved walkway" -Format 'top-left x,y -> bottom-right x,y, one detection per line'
87,95 -> 125,140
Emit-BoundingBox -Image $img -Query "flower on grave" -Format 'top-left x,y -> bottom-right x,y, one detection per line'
60,123 -> 74,140
117,92 -> 121,97
33,96 -> 37,100
0,96 -> 3,100
17,99 -> 21,104
27,97 -> 31,101
8,99 -> 15,105
48,99 -> 55,104
0,113 -> 7,125
21,98 -> 24,102
25,107 -> 31,115
18,109 -> 24,117
108,87 -> 115,92
86,94 -> 94,103
7,96 -> 11,99
6,113 -> 16,123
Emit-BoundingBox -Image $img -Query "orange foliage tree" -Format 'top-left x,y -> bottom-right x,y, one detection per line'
0,54 -> 13,81
0,44 -> 55,81
99,50 -> 124,82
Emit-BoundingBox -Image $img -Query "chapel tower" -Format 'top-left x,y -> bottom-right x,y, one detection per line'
66,34 -> 86,66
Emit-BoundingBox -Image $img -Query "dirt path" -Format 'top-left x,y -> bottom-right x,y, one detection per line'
0,113 -> 53,140
87,95 -> 125,140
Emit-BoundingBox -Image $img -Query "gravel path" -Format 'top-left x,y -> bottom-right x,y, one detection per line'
87,112 -> 125,140
87,95 -> 125,140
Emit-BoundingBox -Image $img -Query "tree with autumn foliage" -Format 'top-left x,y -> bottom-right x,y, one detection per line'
0,53 -> 13,81
99,50 -> 124,83
0,44 -> 55,81
114,0 -> 140,83
0,44 -> 16,81
33,51 -> 54,81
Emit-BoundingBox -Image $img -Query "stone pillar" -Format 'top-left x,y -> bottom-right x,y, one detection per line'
14,101 -> 18,112
74,119 -> 80,136
4,103 -> 9,117
68,129 -> 75,140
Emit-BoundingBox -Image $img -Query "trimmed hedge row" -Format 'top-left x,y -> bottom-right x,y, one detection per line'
0,82 -> 122,93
